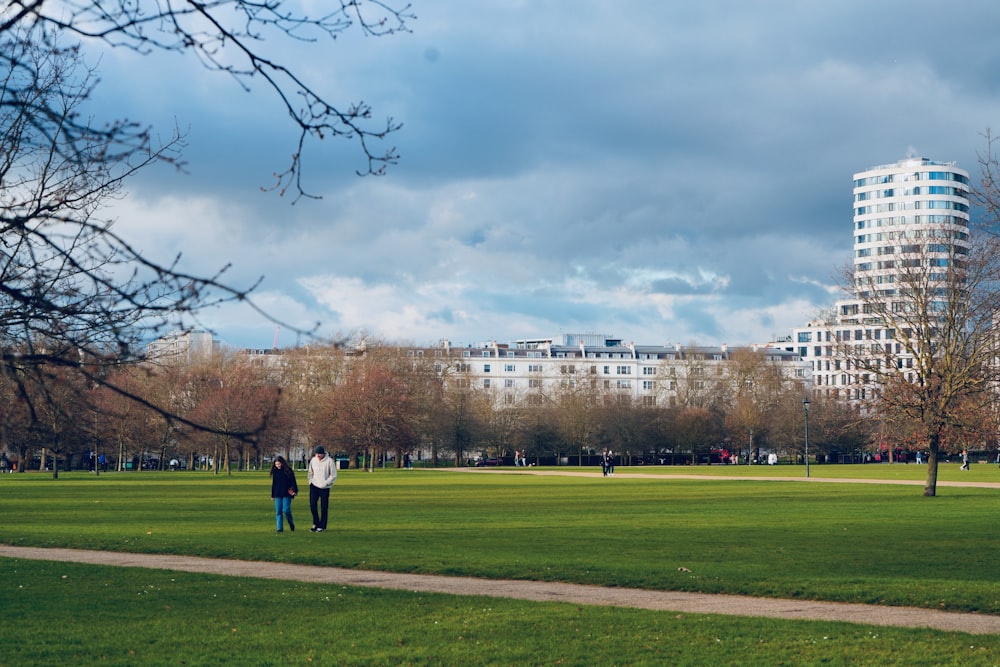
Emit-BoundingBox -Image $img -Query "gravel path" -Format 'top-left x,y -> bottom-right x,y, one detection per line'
3,544 -> 1000,635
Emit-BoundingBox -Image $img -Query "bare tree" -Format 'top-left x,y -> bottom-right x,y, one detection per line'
844,232 -> 1000,496
0,2 -> 411,463
3,1 -> 413,199
721,348 -> 787,464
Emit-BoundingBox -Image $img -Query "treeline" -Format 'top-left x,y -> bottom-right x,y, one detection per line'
0,343 -> 878,476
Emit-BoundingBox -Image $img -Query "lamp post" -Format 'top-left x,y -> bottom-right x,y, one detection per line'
802,397 -> 811,478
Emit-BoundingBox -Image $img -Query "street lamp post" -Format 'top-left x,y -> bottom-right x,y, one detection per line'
803,397 -> 811,478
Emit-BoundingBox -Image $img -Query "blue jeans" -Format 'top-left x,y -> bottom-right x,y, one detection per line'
274,496 -> 294,531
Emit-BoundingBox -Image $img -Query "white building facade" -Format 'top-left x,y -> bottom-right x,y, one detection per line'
145,330 -> 219,364
412,334 -> 808,408
793,157 -> 971,401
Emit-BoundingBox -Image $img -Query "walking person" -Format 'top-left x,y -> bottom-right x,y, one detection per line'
269,456 -> 298,533
308,446 -> 337,532
960,449 -> 970,471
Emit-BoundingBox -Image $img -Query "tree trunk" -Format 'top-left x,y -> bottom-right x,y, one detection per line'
923,435 -> 940,497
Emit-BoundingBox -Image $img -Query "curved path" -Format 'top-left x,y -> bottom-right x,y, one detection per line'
448,465 -> 1000,489
3,544 -> 1000,635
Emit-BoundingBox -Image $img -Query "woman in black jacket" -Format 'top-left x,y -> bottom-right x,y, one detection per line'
269,456 -> 299,532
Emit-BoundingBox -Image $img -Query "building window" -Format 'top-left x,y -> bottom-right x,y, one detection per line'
505,379 -> 515,388
483,364 -> 491,373
616,365 -> 632,375
483,379 -> 491,389
643,367 -> 656,375
504,364 -> 515,372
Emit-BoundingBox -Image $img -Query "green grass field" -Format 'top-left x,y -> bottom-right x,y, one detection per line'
2,464 -> 999,665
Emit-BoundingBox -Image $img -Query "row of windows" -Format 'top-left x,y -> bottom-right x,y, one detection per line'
470,378 -> 689,392
853,171 -> 969,187
480,363 -> 650,375
854,185 -> 967,200
856,244 -> 963,258
855,228 -> 968,244
855,256 -> 963,272
854,215 -> 968,229
852,196 -> 969,214
799,326 -> 906,343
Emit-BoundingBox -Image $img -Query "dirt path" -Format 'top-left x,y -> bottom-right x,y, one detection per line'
3,544 -> 1000,635
448,465 -> 1000,489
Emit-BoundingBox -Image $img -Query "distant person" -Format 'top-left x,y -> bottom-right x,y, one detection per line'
960,449 -> 970,470
308,446 -> 337,532
915,451 -> 922,464
269,456 -> 298,533
601,449 -> 609,476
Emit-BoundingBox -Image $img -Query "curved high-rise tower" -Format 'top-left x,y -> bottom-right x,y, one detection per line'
850,157 -> 970,304
792,157 -> 970,402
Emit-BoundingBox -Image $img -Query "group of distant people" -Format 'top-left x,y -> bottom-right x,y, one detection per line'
268,445 -> 337,533
514,449 -> 529,466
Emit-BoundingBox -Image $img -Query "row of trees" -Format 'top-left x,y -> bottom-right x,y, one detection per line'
1,343 -> 880,477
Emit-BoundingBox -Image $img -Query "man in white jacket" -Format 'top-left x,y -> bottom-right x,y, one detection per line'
307,445 -> 337,532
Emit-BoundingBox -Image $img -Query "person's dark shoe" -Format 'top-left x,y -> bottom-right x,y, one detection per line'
288,522 -> 295,532
310,527 -> 318,532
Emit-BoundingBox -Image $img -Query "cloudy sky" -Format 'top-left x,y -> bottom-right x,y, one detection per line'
87,1 -> 1000,350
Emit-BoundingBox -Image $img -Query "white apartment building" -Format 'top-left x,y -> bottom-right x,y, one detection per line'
793,157 -> 971,401
145,330 -> 219,364
410,333 -> 808,407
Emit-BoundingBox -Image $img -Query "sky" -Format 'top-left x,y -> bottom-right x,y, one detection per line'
84,1 -> 1000,350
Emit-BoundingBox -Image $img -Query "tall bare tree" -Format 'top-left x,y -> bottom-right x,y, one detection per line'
1,2 -> 411,463
845,231 -> 1000,496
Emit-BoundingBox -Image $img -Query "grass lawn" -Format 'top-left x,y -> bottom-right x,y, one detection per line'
3,558 -> 997,666
2,465 -> 999,665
